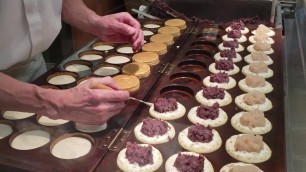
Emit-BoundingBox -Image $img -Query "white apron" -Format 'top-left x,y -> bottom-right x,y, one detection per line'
0,0 -> 62,82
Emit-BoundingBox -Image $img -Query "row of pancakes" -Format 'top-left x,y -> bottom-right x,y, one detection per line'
216,22 -> 275,171
106,19 -> 187,94
116,22 -> 277,172
199,21 -> 275,171
44,19 -> 187,94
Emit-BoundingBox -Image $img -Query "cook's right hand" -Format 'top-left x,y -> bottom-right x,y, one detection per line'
46,77 -> 129,124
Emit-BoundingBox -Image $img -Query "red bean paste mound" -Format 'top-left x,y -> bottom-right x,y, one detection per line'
153,97 -> 178,113
230,20 -> 245,30
196,103 -> 220,120
140,117 -> 168,137
232,16 -> 273,27
187,125 -> 213,143
210,72 -> 229,83
125,142 -> 153,166
215,59 -> 234,71
223,40 -> 238,48
220,48 -> 236,58
202,86 -> 225,99
174,153 -> 205,172
228,30 -> 242,39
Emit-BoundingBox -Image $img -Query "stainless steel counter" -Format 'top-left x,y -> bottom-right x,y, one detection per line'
284,1 -> 306,171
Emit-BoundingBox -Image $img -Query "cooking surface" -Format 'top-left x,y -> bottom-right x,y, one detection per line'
96,24 -> 285,172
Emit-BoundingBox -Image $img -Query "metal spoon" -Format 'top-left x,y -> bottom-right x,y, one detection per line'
90,83 -> 152,106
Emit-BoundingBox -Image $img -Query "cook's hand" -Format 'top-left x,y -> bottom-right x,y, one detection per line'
49,77 -> 129,125
92,12 -> 144,52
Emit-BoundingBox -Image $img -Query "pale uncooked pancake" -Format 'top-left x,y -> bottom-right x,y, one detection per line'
241,65 -> 273,78
220,162 -> 263,172
149,102 -> 186,120
203,76 -> 236,89
0,123 -> 13,139
218,43 -> 244,52
38,116 -> 69,126
122,62 -> 151,79
226,26 -> 249,34
11,130 -> 50,150
235,94 -> 273,112
93,44 -> 114,51
93,66 -> 120,76
134,120 -> 175,144
113,75 -> 140,93
249,35 -> 275,44
247,45 -> 274,54
158,26 -> 181,37
48,75 -> 76,85
178,127 -> 222,153
150,33 -> 174,45
65,64 -> 90,72
51,136 -> 92,159
238,78 -> 273,93
106,55 -> 131,64
132,52 -> 159,66
222,34 -> 247,43
80,54 -> 103,61
187,106 -> 228,127
142,42 -> 167,55
165,19 -> 186,29
75,123 -> 107,133
195,90 -> 232,106
208,63 -> 240,76
231,112 -> 272,135
143,23 -> 161,29
117,144 -> 163,172
214,52 -> 242,63
142,30 -> 154,36
244,54 -> 273,65
225,134 -> 272,163
3,111 -> 35,120
165,152 -> 214,172
117,46 -> 134,54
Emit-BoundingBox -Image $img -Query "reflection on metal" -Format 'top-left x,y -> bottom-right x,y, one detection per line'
295,12 -> 306,84
271,0 -> 277,24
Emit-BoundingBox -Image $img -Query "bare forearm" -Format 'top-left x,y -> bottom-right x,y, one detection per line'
61,0 -> 98,35
0,73 -> 60,116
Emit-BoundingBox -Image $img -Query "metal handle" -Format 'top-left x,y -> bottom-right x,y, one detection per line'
131,8 -> 161,20
271,0 -> 277,24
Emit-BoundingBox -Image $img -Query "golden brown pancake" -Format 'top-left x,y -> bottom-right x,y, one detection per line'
158,26 -> 181,37
142,42 -> 167,55
150,33 -> 174,45
112,74 -> 140,94
132,52 -> 159,66
122,62 -> 151,79
165,19 -> 186,29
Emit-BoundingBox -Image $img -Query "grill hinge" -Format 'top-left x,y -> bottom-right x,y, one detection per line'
158,63 -> 174,75
99,128 -> 131,152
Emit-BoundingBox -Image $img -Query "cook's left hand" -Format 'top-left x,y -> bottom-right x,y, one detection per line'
92,12 -> 144,52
